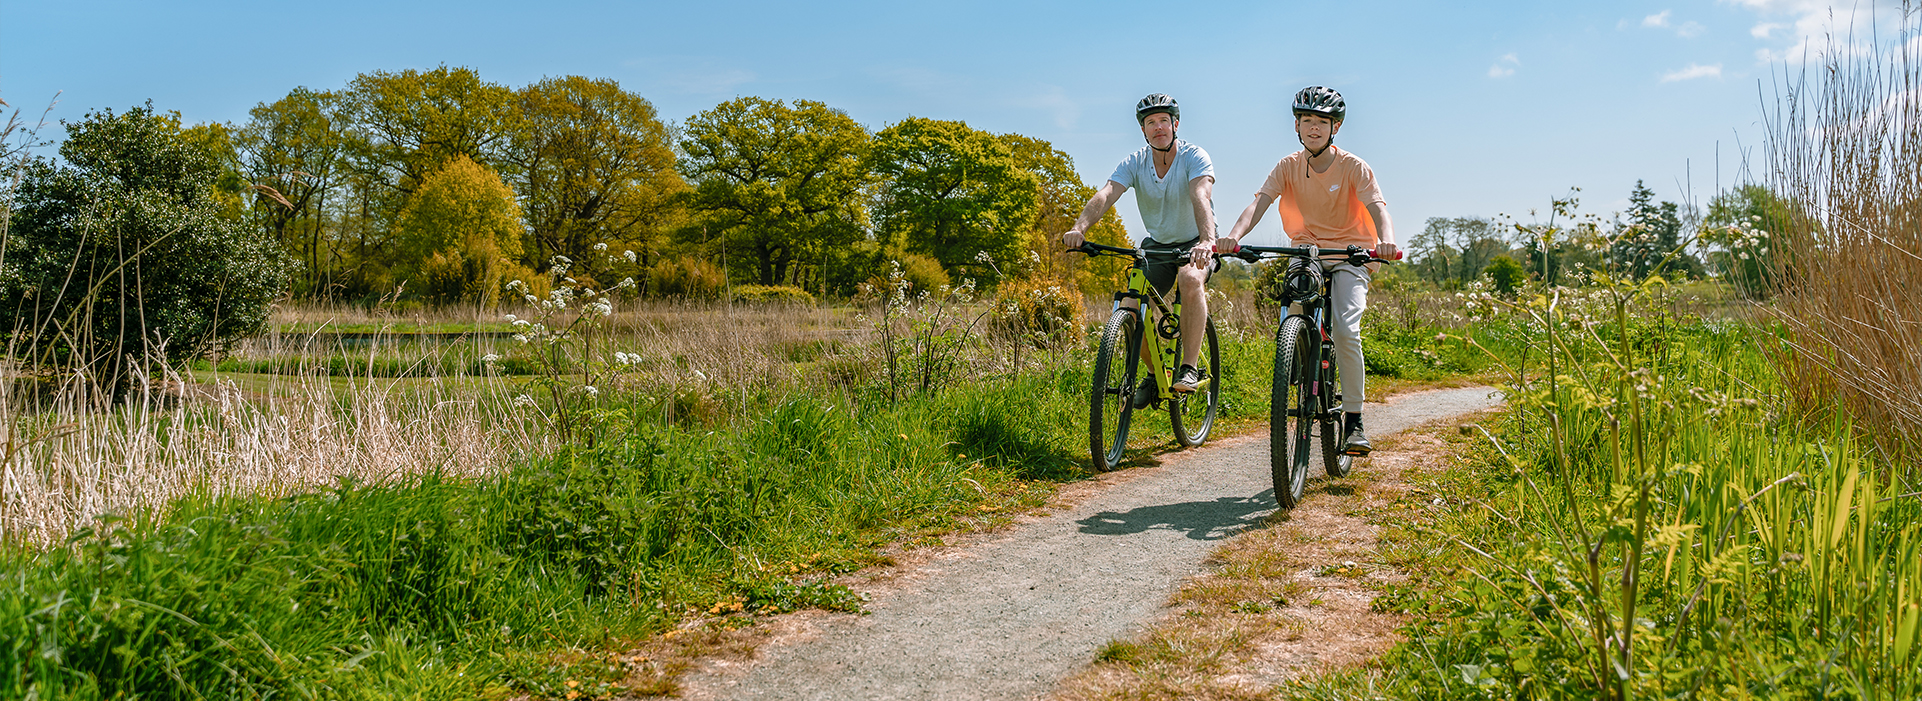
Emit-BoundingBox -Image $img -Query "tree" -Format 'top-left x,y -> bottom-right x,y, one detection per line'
1001,133 -> 1131,293
1,105 -> 292,388
510,76 -> 686,280
1484,254 -> 1526,295
390,156 -> 526,304
1613,180 -> 1703,280
872,117 -> 1038,284
234,86 -> 349,297
680,97 -> 870,288
1703,184 -> 1796,298
1410,216 -> 1507,287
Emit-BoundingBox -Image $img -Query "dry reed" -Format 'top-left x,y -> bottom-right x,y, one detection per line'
1764,4 -> 1922,460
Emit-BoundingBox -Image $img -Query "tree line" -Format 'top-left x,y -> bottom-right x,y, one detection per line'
175,66 -> 1131,303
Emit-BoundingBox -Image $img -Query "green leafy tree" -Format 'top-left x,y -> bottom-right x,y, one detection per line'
234,86 -> 349,297
1001,133 -> 1131,293
872,117 -> 1038,284
1,105 -> 292,387
510,76 -> 686,280
390,155 -> 527,305
1703,184 -> 1797,298
680,97 -> 870,288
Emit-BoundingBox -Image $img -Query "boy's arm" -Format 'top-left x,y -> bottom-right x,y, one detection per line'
1062,180 -> 1128,248
1217,193 -> 1276,251
1365,201 -> 1397,258
1188,175 -> 1216,268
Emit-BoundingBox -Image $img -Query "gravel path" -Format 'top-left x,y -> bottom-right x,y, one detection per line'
685,386 -> 1502,700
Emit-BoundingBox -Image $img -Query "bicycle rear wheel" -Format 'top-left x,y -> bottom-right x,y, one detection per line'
1089,310 -> 1141,471
1271,316 -> 1315,508
1170,317 -> 1220,447
1319,384 -> 1353,477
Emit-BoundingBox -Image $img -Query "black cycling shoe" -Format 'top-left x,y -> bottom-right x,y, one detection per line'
1131,382 -> 1158,410
1172,364 -> 1207,393
1341,412 -> 1372,456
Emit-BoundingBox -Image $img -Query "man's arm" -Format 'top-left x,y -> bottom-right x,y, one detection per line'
1366,201 -> 1398,259
1216,193 -> 1276,251
1188,175 -> 1216,268
1061,180 -> 1128,248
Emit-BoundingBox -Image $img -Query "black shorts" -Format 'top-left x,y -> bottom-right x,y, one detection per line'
1142,237 -> 1212,299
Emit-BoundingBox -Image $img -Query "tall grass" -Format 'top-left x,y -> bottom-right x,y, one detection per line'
1765,4 -> 1922,459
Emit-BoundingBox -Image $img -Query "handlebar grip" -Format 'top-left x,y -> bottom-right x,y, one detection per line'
1371,249 -> 1404,261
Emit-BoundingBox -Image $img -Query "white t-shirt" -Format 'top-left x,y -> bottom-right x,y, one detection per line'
1107,140 -> 1216,244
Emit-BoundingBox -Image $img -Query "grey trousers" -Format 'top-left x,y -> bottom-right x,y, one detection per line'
1287,260 -> 1371,413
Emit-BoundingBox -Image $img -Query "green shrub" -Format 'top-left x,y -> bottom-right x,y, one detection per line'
731,284 -> 814,304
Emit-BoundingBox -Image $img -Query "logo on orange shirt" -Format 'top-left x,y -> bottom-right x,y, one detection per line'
1327,183 -> 1340,193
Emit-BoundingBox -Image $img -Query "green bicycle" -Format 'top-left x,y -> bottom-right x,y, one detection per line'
1072,242 -> 1221,471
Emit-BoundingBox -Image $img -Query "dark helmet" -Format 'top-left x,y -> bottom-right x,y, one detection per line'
1291,86 -> 1345,122
1135,93 -> 1180,124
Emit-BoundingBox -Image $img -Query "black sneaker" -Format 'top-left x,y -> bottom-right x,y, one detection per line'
1341,412 -> 1372,456
1172,365 -> 1207,393
1131,382 -> 1158,409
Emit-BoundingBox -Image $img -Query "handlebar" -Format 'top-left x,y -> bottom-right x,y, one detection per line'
1068,241 -> 1194,262
1223,242 -> 1401,265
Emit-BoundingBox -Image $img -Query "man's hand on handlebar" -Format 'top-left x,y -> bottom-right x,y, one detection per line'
1189,239 -> 1214,269
1061,229 -> 1086,250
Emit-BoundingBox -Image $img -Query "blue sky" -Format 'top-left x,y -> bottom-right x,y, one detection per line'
1,0 -> 1899,245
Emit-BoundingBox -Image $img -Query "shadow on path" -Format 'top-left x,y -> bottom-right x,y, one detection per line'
1076,491 -> 1276,540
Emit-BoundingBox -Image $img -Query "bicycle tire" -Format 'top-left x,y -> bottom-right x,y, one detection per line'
1320,370 -> 1353,477
1170,317 -> 1221,447
1271,316 -> 1315,508
1090,310 -> 1141,471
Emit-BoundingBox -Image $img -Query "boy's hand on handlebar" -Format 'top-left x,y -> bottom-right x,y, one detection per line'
1213,238 -> 1241,254
1375,242 -> 1399,260
1061,230 -> 1085,249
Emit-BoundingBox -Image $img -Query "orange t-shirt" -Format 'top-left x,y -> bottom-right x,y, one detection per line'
1255,147 -> 1387,250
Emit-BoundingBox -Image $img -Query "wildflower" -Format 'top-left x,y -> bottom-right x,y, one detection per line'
619,277 -> 637,289
481,353 -> 501,364
514,394 -> 537,408
582,385 -> 600,398
624,250 -> 638,263
593,242 -> 609,252
504,314 -> 517,322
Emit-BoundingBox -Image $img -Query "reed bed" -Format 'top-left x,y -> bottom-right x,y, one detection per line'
1765,5 -> 1922,461
0,370 -> 541,546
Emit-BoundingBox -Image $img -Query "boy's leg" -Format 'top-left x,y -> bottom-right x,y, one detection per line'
1327,263 -> 1372,413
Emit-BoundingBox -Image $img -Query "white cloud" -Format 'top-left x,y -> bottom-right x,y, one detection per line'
1641,9 -> 1705,38
1488,53 -> 1519,78
1661,63 -> 1724,82
1722,0 -> 1907,64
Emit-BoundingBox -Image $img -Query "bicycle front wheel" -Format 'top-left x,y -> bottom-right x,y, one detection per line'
1089,310 -> 1141,471
1170,317 -> 1221,447
1271,316 -> 1315,508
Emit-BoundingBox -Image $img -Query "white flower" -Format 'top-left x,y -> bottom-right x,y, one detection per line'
514,394 -> 537,408
504,314 -> 517,322
624,250 -> 637,263
593,242 -> 609,252
581,385 -> 600,398
512,319 -> 530,327
619,277 -> 637,289
481,353 -> 501,364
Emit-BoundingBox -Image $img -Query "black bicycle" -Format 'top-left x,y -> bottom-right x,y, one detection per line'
1071,242 -> 1221,471
1232,243 -> 1398,508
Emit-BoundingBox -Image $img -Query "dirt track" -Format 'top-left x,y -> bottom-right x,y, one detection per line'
679,386 -> 1502,700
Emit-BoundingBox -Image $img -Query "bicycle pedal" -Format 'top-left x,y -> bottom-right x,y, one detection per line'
1341,447 -> 1372,457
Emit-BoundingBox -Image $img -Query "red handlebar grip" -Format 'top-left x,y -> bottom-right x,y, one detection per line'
1371,249 -> 1404,261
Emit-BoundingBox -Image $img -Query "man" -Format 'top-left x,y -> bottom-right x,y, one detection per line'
1061,93 -> 1217,407
1216,86 -> 1398,455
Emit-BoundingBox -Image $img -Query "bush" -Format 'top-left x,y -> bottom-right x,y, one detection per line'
647,256 -> 725,299
1482,254 -> 1526,295
391,156 -> 525,305
1,105 -> 292,385
732,284 -> 814,304
992,279 -> 1084,346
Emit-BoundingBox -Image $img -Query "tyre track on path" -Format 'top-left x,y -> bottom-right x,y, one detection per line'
679,386 -> 1502,700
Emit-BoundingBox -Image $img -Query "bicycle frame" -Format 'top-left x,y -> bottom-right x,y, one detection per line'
1111,265 -> 1187,404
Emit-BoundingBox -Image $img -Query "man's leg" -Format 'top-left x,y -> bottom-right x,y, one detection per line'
1327,263 -> 1372,452
1172,264 -> 1209,391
